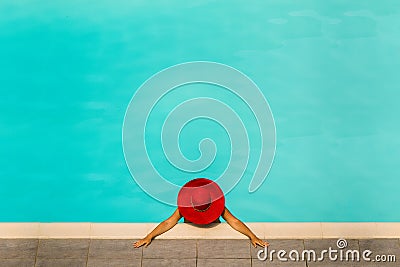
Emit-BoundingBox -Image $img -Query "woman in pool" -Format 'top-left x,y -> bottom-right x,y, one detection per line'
134,178 -> 269,248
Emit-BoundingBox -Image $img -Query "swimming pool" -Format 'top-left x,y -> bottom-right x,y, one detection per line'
1,1 -> 400,222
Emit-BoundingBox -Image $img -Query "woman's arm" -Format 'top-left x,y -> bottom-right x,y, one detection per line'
221,207 -> 269,248
133,208 -> 182,248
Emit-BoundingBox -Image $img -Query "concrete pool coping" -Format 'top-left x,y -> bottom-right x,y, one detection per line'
1,223 -> 399,239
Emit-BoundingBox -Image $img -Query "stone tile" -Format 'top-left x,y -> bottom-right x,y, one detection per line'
246,223 -> 265,239
359,261 -> 398,267
142,239 -> 196,259
376,223 -> 400,238
197,258 -> 251,267
359,239 -> 400,254
321,223 -> 376,239
198,239 -> 250,259
90,223 -> 155,239
142,258 -> 196,267
159,223 -> 206,239
0,259 -> 35,267
39,223 -> 90,238
304,262 -> 362,267
358,239 -> 399,266
252,258 -> 307,267
0,239 -> 38,259
250,239 -> 304,259
0,223 -> 39,238
304,239 -> 360,267
265,223 -> 322,239
89,239 -> 141,259
203,223 -> 247,239
37,239 -> 89,259
87,258 -> 141,267
35,258 -> 87,267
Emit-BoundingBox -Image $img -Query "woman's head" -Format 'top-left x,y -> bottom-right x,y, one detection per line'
191,187 -> 212,212
177,178 -> 225,224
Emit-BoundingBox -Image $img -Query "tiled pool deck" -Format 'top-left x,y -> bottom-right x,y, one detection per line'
0,238 -> 399,267
1,223 -> 399,266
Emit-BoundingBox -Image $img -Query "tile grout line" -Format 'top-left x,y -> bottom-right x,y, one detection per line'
85,238 -> 91,267
249,240 -> 252,267
33,239 -> 40,266
34,238 -> 40,267
305,238 -> 309,267
141,240 -> 144,267
86,224 -> 91,267
195,239 -> 198,267
319,223 -> 323,239
35,239 -> 40,267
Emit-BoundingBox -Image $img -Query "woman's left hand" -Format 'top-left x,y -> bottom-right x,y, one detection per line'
133,237 -> 152,248
251,237 -> 269,248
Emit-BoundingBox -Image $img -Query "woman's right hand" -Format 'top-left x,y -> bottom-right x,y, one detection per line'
133,237 -> 152,248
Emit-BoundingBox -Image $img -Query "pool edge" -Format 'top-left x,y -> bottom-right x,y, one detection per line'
1,222 -> 399,239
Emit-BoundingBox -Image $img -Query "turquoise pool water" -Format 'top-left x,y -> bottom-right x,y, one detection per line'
1,1 -> 400,222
